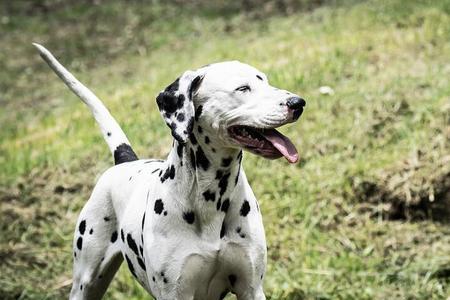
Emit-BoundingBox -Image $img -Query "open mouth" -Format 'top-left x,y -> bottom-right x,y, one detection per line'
228,125 -> 299,163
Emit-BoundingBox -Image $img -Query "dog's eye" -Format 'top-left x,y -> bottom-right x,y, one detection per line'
235,85 -> 251,92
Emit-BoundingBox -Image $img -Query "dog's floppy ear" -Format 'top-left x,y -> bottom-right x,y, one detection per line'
156,70 -> 204,143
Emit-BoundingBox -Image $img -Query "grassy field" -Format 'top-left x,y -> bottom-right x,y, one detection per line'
1,0 -> 449,299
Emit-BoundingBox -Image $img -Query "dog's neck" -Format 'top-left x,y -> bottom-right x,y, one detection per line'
165,126 -> 243,223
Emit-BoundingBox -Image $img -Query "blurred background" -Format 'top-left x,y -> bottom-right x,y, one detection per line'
0,0 -> 449,299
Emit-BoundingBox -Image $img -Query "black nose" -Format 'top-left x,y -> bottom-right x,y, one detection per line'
286,97 -> 306,110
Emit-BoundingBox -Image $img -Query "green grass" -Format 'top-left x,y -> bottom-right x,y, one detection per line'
1,0 -> 449,299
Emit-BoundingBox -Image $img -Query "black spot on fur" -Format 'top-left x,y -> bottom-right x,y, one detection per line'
154,199 -> 164,214
80,284 -> 83,290
202,190 -> 215,202
236,227 -> 241,233
164,211 -> 168,216
177,112 -> 185,122
114,143 -> 138,165
137,257 -> 146,271
107,132 -> 111,136
172,130 -> 183,143
183,211 -> 195,224
157,85 -> 193,143
189,75 -> 204,100
156,80 -> 184,115
212,147 -> 216,153
256,75 -> 263,80
79,220 -> 86,235
121,229 -> 125,242
222,157 -> 232,167
235,151 -> 243,185
151,168 -> 160,174
152,276 -> 156,282
127,234 -> 139,256
89,228 -> 93,235
160,165 -> 175,183
74,252 -> 76,258
197,126 -> 203,134
129,176 -> 132,181
142,213 -> 146,229
218,172 -> 231,197
104,216 -> 110,222
221,199 -> 230,213
196,146 -> 210,170
215,170 -> 223,180
195,105 -> 203,121
111,231 -> 118,243
125,254 -> 137,278
228,274 -> 237,286
76,237 -> 83,250
240,200 -> 250,216
189,133 -> 198,145
205,136 -> 210,144
216,197 -> 222,210
144,159 -> 164,164
177,143 -> 184,159
220,222 -> 226,238
164,77 -> 180,93
140,245 -> 144,256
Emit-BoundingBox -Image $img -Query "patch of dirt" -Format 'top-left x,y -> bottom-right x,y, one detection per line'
351,153 -> 450,222
0,167 -> 91,240
0,164 -> 97,297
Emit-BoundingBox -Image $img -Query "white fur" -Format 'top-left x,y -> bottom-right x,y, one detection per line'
34,44 -> 302,300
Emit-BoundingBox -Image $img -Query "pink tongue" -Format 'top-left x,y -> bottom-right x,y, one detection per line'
261,129 -> 299,163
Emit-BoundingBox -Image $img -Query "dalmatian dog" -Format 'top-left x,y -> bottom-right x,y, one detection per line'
34,43 -> 305,300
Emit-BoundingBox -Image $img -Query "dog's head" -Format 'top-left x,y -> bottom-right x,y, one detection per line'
156,61 -> 305,163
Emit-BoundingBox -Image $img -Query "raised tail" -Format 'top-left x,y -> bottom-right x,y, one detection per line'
33,43 -> 138,165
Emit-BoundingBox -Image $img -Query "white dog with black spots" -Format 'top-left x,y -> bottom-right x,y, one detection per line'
34,43 -> 306,300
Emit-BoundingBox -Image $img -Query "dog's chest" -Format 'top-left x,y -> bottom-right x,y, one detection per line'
136,226 -> 266,299
118,181 -> 266,298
